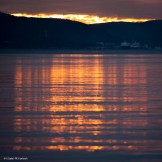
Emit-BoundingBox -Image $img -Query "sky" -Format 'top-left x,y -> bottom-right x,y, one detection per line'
0,0 -> 162,24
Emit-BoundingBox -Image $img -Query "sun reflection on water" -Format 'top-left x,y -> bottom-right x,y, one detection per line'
12,54 -> 162,153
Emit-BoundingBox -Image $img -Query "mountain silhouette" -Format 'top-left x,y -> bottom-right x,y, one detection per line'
0,12 -> 162,49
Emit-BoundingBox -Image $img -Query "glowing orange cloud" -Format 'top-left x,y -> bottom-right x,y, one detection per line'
11,13 -> 153,24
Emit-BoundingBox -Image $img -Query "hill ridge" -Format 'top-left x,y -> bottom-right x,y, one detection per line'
0,12 -> 162,49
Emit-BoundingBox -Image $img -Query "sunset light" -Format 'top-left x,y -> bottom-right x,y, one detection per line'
1,0 -> 162,161
11,13 -> 153,24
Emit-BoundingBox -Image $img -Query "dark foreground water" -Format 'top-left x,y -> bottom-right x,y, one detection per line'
0,53 -> 162,162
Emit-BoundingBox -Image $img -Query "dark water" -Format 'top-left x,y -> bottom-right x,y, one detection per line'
0,53 -> 162,162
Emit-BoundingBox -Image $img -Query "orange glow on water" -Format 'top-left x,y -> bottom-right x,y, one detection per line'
1,54 -> 162,157
11,13 -> 153,24
11,54 -> 154,152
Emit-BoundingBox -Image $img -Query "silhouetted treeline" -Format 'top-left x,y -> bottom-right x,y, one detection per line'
0,12 -> 162,49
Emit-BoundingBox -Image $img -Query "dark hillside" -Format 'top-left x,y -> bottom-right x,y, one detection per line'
0,12 -> 162,49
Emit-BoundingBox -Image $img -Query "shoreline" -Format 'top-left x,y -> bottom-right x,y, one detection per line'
0,49 -> 162,54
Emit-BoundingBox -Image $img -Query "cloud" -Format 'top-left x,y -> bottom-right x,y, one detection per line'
0,0 -> 162,19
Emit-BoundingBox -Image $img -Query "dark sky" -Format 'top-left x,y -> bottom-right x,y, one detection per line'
0,0 -> 162,19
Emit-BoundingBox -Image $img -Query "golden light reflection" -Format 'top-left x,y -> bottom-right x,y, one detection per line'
13,54 -> 152,152
13,138 -> 162,153
48,54 -> 105,112
11,13 -> 153,24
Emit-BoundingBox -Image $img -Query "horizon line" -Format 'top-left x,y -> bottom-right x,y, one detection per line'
11,13 -> 155,24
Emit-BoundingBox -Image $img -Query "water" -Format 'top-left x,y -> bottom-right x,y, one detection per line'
0,53 -> 162,162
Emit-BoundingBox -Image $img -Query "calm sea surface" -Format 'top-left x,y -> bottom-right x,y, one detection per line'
0,53 -> 162,162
